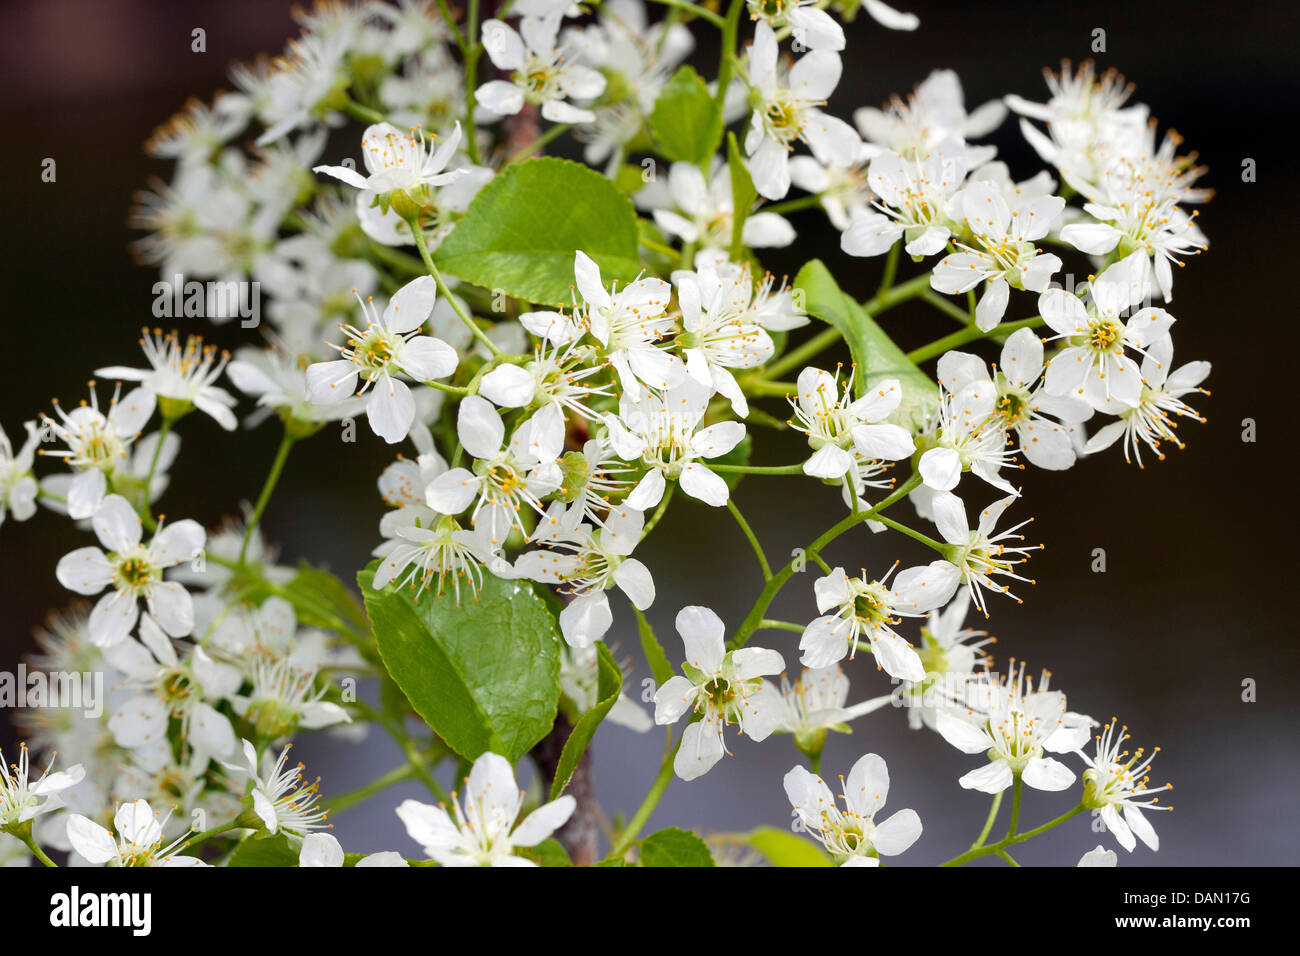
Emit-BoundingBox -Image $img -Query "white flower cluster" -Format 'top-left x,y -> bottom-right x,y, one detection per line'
1,0 -> 1201,868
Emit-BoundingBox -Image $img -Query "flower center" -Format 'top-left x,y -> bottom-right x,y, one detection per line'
113,548 -> 158,592
763,94 -> 803,143
352,327 -> 400,375
702,677 -> 736,708
158,666 -> 197,713
1088,319 -> 1121,352
996,387 -> 1033,426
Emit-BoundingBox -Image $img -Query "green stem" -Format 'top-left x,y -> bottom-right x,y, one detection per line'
938,802 -> 1085,866
608,730 -> 680,859
971,791 -> 1003,849
762,193 -> 825,216
921,290 -> 973,324
139,416 -> 173,523
713,0 -> 745,111
727,498 -> 771,580
679,238 -> 698,272
240,431 -> 294,564
463,0 -> 482,165
425,379 -> 473,397
709,462 -> 804,475
433,0 -> 468,50
1007,776 -> 1023,838
328,763 -> 418,815
758,618 -> 804,633
642,482 -> 675,537
184,819 -> 244,851
341,97 -> 390,126
729,472 -> 921,649
640,235 -> 680,259
20,832 -> 57,867
871,513 -> 945,552
354,700 -> 452,804
396,735 -> 451,804
644,0 -> 727,26
762,325 -> 844,381
409,224 -> 502,358
997,849 -> 1021,866
864,272 -> 932,313
906,316 -> 1045,365
507,123 -> 571,164
878,241 -> 900,296
742,378 -> 799,397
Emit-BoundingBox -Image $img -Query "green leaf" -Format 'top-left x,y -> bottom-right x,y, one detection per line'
379,673 -> 412,724
651,66 -> 723,165
514,837 -> 573,867
793,259 -> 938,432
615,162 -> 649,196
434,157 -> 641,307
635,607 -> 674,687
640,827 -> 715,867
746,827 -> 834,867
727,132 -> 757,261
283,562 -> 369,634
228,832 -> 299,867
549,643 -> 622,801
359,563 -> 563,764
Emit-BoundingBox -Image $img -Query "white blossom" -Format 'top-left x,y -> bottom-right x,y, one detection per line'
788,366 -> 915,485
0,421 -> 40,526
424,395 -> 562,542
396,751 -> 575,866
97,330 -> 238,430
744,22 -> 862,200
56,495 -> 205,647
476,14 -> 606,124
653,606 -> 785,780
1038,250 -> 1174,413
935,664 -> 1089,793
0,744 -> 85,833
931,180 -> 1064,331
313,121 -> 465,198
929,490 -> 1037,616
785,754 -> 922,866
1084,335 -> 1209,466
306,275 -> 457,443
800,563 -> 956,677
604,380 -> 746,509
66,799 -> 208,867
1079,720 -> 1170,852
515,502 -> 653,647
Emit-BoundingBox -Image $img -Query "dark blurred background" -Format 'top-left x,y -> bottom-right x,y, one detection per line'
1,0 -> 1295,865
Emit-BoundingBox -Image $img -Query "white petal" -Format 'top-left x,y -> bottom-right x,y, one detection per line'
872,808 -> 922,855
457,395 -> 505,459
958,760 -> 1014,793
511,795 -> 576,847
1021,756 -> 1076,791
675,605 -> 725,672
677,462 -> 729,506
479,364 -> 536,407
366,376 -> 416,444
